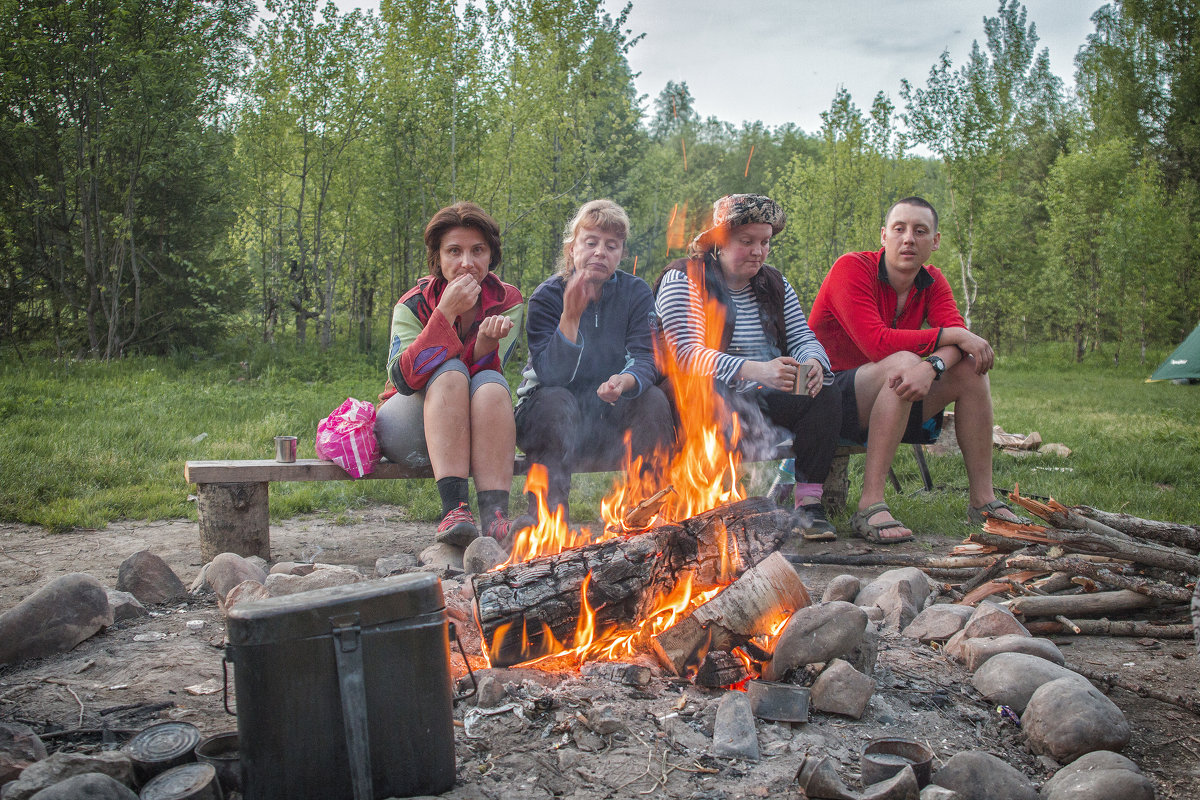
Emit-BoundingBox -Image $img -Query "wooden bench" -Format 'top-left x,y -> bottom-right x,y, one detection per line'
184,443 -> 931,560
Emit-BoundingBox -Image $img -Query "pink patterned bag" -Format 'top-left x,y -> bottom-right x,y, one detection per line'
315,398 -> 380,478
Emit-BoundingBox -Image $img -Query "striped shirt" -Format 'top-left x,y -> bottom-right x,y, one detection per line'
654,268 -> 832,391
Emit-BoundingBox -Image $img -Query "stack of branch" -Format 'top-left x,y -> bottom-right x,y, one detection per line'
958,490 -> 1199,638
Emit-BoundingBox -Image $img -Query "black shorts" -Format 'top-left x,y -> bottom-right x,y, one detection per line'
832,367 -> 943,445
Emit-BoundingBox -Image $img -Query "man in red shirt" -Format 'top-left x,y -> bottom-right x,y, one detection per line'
809,196 -> 1023,542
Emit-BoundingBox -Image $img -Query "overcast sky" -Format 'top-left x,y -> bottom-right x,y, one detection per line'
609,0 -> 1106,132
332,0 -> 1107,135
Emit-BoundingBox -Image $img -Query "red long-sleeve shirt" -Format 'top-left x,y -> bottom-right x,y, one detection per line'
809,248 -> 966,372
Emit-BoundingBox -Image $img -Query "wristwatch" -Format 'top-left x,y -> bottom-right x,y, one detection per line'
925,355 -> 946,380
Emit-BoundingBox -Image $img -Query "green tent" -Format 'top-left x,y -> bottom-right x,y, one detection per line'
1150,321 -> 1200,382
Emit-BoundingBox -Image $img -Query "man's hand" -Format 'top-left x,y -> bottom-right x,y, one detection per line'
740,356 -> 803,392
944,328 -> 994,374
596,373 -> 635,404
437,273 -> 480,321
888,360 -> 935,403
474,315 -> 513,357
799,358 -> 825,398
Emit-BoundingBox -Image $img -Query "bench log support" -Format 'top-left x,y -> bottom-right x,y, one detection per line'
197,481 -> 269,561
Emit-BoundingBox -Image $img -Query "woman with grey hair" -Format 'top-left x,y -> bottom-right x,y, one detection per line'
653,194 -> 842,540
514,199 -> 674,527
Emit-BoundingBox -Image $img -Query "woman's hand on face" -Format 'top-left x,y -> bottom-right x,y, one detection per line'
800,358 -> 824,397
476,314 -> 513,344
437,273 -> 480,320
596,373 -> 634,404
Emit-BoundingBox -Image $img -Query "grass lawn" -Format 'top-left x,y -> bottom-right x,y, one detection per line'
1,341 -> 1196,534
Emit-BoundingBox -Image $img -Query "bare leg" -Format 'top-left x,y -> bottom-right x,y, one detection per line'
470,382 -> 516,492
922,358 -> 1018,519
424,370 -> 470,480
853,353 -> 918,537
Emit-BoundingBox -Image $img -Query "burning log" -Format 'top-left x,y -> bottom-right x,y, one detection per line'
472,498 -> 790,667
1006,589 -> 1160,618
650,552 -> 809,676
1072,506 -> 1200,552
1005,554 -> 1192,602
693,650 -> 749,688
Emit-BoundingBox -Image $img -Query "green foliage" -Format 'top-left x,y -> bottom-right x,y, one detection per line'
5,0 -> 1200,366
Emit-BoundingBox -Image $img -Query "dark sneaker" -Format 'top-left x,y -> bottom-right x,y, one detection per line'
436,503 -> 479,546
794,503 -> 837,542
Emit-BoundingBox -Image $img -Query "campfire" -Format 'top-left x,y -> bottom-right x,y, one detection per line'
474,299 -> 806,684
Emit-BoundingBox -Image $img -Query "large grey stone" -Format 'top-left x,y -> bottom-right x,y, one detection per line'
902,604 -> 974,643
463,536 -> 508,575
0,723 -> 47,785
931,751 -> 1037,800
27,773 -> 138,800
104,590 -> 147,623
821,574 -> 861,603
876,580 -> 920,630
972,653 -> 1088,714
1023,677 -> 1130,763
762,601 -> 867,681
115,551 -> 186,605
962,602 -> 1029,639
1040,751 -> 1153,800
809,658 -> 874,719
855,568 -> 931,609
419,542 -> 465,575
711,691 -> 759,761
374,554 -> 418,577
847,620 -> 880,676
204,553 -> 268,601
920,787 -> 962,800
268,561 -> 316,575
0,751 -> 132,800
0,574 -> 113,667
264,564 -> 363,596
962,634 -> 1064,672
222,579 -> 270,612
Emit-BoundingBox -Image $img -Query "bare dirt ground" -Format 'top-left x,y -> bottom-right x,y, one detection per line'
2,505 -> 1198,799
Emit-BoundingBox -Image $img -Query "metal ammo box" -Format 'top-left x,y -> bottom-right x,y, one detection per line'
225,573 -> 456,800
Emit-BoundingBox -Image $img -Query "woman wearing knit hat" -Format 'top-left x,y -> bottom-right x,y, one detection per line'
653,194 -> 842,541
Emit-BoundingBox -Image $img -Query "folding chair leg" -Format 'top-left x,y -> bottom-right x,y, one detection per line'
887,468 -> 902,493
911,443 -> 933,492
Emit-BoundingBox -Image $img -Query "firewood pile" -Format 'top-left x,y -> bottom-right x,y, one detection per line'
957,488 -> 1198,631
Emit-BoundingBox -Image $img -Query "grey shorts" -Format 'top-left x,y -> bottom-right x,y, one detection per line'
374,360 -> 510,467
832,366 -> 943,445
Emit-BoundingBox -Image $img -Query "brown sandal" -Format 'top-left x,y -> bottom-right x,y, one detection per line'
850,502 -> 913,544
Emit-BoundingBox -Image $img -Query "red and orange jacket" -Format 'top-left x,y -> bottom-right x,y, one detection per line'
381,273 -> 523,402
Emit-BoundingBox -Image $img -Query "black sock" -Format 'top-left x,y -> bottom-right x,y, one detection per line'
436,476 -> 470,517
477,489 -> 510,522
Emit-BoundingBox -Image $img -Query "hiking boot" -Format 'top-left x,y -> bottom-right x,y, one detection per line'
793,503 -> 837,542
436,503 -> 479,546
484,510 -> 514,544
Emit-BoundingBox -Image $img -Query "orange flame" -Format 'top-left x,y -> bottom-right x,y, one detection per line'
501,464 -> 611,568
491,264 -> 759,670
600,274 -> 745,533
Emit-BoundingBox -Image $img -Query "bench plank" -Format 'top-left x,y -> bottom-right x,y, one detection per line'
184,457 -> 531,484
